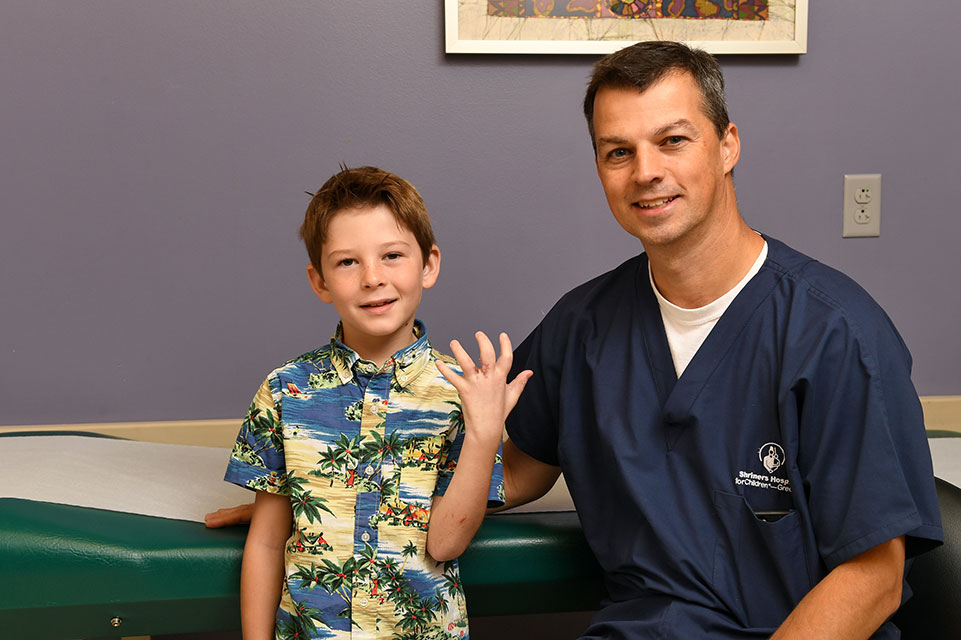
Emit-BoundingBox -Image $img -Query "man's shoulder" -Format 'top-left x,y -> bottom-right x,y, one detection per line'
762,236 -> 907,357
551,253 -> 647,315
764,236 -> 886,318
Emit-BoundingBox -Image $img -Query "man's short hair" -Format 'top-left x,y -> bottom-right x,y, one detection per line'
583,40 -> 730,152
300,166 -> 436,273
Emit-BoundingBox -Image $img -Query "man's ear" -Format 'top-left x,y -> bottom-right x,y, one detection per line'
422,245 -> 441,290
307,264 -> 334,303
720,122 -> 740,175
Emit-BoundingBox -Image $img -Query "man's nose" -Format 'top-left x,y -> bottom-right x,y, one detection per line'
632,146 -> 664,184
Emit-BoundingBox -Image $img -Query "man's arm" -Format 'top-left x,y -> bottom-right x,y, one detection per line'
241,490 -> 292,640
205,503 -> 254,528
771,535 -> 905,640
495,437 -> 562,511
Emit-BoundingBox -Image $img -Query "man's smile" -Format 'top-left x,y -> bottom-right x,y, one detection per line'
633,195 -> 679,210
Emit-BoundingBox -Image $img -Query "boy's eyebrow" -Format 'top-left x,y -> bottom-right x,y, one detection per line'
324,240 -> 413,257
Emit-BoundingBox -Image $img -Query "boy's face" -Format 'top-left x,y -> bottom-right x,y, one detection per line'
307,204 -> 440,364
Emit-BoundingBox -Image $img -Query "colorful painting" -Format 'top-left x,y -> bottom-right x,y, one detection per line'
445,0 -> 807,54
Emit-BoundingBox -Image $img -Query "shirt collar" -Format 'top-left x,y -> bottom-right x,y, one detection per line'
328,320 -> 432,387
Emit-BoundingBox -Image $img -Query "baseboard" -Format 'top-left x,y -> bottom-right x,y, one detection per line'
2,396 -> 959,447
0,419 -> 241,448
920,396 -> 961,433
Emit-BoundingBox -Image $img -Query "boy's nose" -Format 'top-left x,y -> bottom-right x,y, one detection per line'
362,264 -> 385,288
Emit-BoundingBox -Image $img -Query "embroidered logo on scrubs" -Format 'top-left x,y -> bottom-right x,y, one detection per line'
759,442 -> 785,474
734,442 -> 791,493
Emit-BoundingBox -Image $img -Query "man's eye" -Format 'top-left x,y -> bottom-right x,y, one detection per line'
665,136 -> 685,145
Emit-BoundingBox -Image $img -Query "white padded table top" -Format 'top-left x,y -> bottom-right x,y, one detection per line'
2,435 -> 957,522
0,436 -> 251,522
928,437 -> 961,488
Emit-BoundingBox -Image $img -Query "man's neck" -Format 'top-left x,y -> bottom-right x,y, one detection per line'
648,216 -> 765,310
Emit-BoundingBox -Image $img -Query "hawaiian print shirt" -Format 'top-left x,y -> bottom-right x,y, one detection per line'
225,321 -> 504,640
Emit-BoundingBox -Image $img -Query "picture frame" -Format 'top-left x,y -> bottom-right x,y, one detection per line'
445,1 -> 808,55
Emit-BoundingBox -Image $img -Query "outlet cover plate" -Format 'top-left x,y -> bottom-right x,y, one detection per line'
842,173 -> 881,237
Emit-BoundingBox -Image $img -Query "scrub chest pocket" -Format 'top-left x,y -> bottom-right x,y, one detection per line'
712,490 -> 814,629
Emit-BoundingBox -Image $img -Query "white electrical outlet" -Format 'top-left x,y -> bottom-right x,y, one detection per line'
842,174 -> 881,237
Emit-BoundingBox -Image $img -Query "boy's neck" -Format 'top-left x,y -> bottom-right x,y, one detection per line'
340,322 -> 419,368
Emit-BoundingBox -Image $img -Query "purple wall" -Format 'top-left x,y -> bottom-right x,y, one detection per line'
2,1 -> 959,425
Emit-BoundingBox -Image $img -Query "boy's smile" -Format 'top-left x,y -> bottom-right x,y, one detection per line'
307,203 -> 440,365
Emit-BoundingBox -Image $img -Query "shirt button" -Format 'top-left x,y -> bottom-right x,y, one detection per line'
360,597 -> 369,607
361,531 -> 371,542
364,466 -> 375,476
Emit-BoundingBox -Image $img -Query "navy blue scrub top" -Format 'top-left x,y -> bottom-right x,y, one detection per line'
507,236 -> 942,638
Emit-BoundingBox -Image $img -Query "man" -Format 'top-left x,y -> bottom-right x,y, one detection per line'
209,41 -> 942,639
499,41 -> 941,639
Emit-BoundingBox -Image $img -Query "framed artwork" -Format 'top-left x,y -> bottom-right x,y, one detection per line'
445,0 -> 808,55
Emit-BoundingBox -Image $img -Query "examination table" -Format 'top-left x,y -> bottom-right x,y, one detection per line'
3,432 -> 961,640
0,433 -> 605,640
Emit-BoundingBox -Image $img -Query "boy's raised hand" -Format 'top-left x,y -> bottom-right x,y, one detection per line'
436,332 -> 533,446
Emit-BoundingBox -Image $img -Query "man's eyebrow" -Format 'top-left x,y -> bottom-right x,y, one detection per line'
652,119 -> 698,138
595,135 -> 630,147
596,119 -> 699,147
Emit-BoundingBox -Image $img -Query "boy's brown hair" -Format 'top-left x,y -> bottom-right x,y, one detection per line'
300,166 -> 436,273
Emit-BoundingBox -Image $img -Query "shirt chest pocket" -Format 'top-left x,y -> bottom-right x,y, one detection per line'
711,490 -> 815,630
397,433 -> 446,505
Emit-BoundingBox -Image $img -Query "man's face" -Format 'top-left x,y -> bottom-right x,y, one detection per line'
592,72 -> 740,250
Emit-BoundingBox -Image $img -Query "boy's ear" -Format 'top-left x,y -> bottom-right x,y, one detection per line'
307,264 -> 334,304
422,245 -> 441,290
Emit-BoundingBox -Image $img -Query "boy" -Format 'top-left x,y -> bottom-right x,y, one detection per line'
224,166 -> 530,640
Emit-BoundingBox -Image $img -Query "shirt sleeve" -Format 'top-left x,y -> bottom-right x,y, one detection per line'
790,301 -> 942,569
434,402 -> 506,508
224,373 -> 290,495
505,315 -> 563,466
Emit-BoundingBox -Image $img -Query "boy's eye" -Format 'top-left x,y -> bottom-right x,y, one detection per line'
337,258 -> 356,267
385,252 -> 403,260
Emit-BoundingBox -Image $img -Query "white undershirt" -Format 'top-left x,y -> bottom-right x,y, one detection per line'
650,241 -> 768,377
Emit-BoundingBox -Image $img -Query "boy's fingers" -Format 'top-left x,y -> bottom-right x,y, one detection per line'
504,370 -> 534,413
448,339 -> 478,374
496,333 -> 514,369
507,369 -> 533,394
436,359 -> 465,391
476,331 -> 496,371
